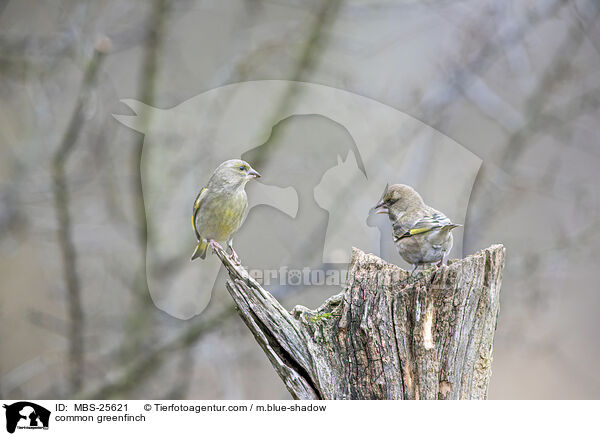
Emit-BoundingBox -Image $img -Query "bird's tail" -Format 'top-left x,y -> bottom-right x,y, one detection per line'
191,239 -> 208,261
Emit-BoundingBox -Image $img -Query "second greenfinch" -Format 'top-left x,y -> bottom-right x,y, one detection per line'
372,184 -> 460,274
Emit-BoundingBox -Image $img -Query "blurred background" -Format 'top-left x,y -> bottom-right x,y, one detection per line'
1,0 -> 600,400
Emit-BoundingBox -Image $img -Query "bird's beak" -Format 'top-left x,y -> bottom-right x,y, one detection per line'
247,169 -> 261,179
372,201 -> 388,215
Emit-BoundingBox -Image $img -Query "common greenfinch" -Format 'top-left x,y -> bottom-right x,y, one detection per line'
372,184 -> 460,274
191,159 -> 261,264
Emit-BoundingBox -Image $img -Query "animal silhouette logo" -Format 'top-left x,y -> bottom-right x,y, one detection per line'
3,402 -> 50,433
114,80 -> 481,319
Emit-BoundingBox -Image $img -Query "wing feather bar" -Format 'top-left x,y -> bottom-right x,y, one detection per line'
192,187 -> 206,240
394,210 -> 452,241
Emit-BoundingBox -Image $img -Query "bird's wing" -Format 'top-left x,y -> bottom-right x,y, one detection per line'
192,187 -> 207,240
393,209 -> 452,241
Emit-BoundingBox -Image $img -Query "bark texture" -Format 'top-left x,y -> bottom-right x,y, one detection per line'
214,244 -> 505,400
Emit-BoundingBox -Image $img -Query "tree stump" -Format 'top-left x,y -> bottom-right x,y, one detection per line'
214,244 -> 505,400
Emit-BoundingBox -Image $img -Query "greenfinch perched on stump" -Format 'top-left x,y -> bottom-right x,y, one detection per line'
191,159 -> 261,263
372,184 -> 460,274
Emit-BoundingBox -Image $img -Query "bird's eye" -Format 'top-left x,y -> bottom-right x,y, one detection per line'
239,166 -> 246,171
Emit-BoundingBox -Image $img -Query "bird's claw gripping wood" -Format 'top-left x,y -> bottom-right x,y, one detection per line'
209,239 -> 224,254
228,241 -> 242,266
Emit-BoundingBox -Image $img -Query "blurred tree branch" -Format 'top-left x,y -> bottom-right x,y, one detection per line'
131,0 -> 168,282
79,304 -> 236,399
121,0 -> 169,363
466,5 -> 600,247
51,36 -> 109,392
253,0 -> 341,170
420,0 -> 569,125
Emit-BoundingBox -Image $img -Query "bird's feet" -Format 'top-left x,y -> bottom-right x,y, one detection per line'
410,264 -> 419,276
227,241 -> 241,266
229,250 -> 241,266
208,239 -> 224,254
437,255 -> 447,268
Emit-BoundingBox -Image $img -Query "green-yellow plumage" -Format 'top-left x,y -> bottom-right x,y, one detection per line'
409,227 -> 431,235
191,159 -> 261,262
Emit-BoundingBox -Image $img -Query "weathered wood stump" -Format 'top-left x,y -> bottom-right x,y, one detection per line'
215,244 -> 505,400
